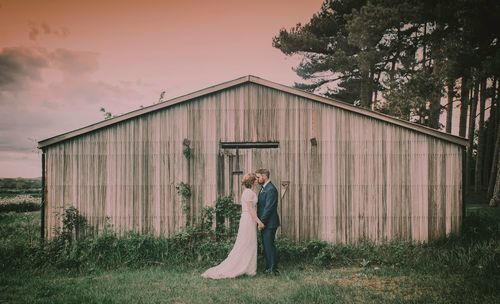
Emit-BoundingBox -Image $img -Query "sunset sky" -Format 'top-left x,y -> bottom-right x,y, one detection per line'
0,0 -> 324,178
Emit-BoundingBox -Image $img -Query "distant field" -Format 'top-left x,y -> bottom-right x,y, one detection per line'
0,178 -> 41,196
0,178 -> 41,212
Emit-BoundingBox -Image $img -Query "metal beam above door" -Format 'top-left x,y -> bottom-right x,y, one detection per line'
220,142 -> 279,149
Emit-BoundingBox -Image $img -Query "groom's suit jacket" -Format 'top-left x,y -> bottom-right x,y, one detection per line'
257,182 -> 280,229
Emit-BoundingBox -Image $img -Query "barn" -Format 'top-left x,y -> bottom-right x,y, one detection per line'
38,75 -> 468,243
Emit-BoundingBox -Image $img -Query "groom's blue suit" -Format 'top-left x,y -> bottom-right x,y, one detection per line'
257,181 -> 280,273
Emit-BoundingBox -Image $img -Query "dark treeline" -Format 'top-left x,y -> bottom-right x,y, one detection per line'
0,178 -> 41,190
273,0 -> 500,203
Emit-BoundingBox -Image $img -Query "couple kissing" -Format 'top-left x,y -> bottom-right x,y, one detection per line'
202,168 -> 280,279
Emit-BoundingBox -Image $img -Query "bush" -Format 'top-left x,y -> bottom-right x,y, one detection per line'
215,196 -> 240,237
2,205 -> 499,277
0,195 -> 41,213
0,202 -> 40,213
462,212 -> 500,242
29,226 -> 236,271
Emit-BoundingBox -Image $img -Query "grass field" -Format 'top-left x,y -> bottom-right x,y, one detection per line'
0,178 -> 41,198
0,178 -> 41,213
2,263 -> 494,304
1,208 -> 499,304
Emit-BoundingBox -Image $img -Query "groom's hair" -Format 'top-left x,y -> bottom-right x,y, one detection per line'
255,168 -> 270,178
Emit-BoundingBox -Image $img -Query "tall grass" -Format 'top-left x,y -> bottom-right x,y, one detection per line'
1,208 -> 499,303
0,177 -> 42,213
0,195 -> 41,212
1,208 -> 499,279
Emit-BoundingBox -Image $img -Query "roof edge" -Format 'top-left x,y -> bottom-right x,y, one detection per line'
248,75 -> 468,147
38,75 -> 250,148
38,74 -> 468,148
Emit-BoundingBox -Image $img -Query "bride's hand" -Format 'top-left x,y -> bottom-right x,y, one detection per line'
258,222 -> 265,230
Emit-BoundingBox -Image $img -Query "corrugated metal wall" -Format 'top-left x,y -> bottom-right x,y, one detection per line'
44,83 -> 463,242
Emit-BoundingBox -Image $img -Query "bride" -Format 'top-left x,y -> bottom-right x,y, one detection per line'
202,173 -> 264,279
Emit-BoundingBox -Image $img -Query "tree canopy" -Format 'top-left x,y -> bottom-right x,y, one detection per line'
273,0 -> 499,127
274,0 -> 500,198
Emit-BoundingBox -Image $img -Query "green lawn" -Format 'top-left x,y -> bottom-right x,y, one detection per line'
2,263 -> 496,304
0,210 -> 499,303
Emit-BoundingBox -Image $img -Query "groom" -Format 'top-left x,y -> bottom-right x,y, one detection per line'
255,168 -> 280,275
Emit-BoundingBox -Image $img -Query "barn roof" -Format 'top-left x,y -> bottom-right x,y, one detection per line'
38,75 -> 468,148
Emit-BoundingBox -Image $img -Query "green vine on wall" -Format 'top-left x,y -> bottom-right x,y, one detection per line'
215,196 -> 241,237
55,205 -> 89,241
176,182 -> 192,226
182,138 -> 192,159
200,206 -> 215,230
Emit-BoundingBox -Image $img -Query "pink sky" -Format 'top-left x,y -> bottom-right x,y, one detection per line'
0,0 -> 324,177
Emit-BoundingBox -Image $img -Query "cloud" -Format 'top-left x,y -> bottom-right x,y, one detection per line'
28,22 -> 70,41
49,48 -> 99,76
28,25 -> 40,41
0,46 -> 146,161
0,47 -> 99,95
0,47 -> 49,91
0,151 -> 41,178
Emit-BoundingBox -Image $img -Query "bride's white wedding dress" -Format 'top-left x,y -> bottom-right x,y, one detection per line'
201,188 -> 258,279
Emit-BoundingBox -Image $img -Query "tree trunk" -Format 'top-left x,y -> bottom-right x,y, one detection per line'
429,95 -> 441,129
488,129 -> 500,207
496,79 -> 500,145
465,80 -> 479,193
422,22 -> 428,68
368,68 -> 374,109
488,81 -> 500,198
459,75 -> 470,137
372,69 -> 382,109
483,78 -> 497,185
427,56 -> 441,129
359,73 -> 371,108
474,78 -> 487,192
446,79 -> 455,134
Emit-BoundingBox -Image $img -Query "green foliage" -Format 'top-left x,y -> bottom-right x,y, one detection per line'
2,208 -> 500,303
29,226 -> 234,271
287,283 -> 342,303
379,70 -> 444,124
57,206 -> 89,241
215,196 -> 240,222
0,212 -> 40,271
0,202 -> 40,213
99,107 -> 113,120
175,182 -> 192,216
273,0 -> 500,128
215,195 -> 241,237
462,211 -> 500,242
0,177 -> 41,190
182,138 -> 192,159
0,178 -> 42,202
1,206 -> 499,283
200,206 -> 214,230
0,195 -> 40,213
176,182 -> 192,200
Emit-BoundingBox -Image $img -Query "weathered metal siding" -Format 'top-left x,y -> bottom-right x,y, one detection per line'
44,82 -> 463,242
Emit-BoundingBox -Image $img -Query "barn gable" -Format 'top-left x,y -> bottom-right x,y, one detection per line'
38,75 -> 467,243
38,75 -> 466,148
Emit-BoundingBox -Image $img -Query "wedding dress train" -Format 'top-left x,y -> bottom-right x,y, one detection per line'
201,189 -> 258,279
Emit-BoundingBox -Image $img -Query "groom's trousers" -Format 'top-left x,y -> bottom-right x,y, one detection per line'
261,227 -> 278,271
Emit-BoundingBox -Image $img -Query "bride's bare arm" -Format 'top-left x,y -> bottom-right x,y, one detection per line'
245,201 -> 264,227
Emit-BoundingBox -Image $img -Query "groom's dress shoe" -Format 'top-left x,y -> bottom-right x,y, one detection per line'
264,268 -> 280,276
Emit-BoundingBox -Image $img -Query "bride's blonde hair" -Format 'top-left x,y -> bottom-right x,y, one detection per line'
241,173 -> 257,188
